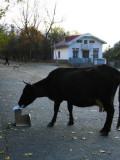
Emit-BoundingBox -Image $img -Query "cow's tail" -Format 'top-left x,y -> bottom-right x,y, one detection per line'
117,85 -> 120,129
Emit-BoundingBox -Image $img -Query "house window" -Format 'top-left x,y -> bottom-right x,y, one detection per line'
89,40 -> 95,43
77,40 -> 82,43
84,40 -> 87,44
93,48 -> 99,58
58,51 -> 60,58
73,48 -> 79,58
82,50 -> 89,58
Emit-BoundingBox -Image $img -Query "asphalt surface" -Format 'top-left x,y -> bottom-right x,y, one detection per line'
0,61 -> 120,160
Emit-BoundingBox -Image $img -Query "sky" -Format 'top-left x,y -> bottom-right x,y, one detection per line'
56,0 -> 120,50
1,0 -> 120,50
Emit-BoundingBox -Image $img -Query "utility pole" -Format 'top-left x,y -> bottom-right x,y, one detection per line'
54,42 -> 58,66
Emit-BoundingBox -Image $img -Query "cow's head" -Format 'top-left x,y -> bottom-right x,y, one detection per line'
18,82 -> 37,108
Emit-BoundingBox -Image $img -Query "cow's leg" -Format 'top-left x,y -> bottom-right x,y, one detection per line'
47,100 -> 61,127
117,103 -> 120,129
117,85 -> 120,129
100,104 -> 114,136
67,102 -> 74,125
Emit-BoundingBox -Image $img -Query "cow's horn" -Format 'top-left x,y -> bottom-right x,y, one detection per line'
23,81 -> 31,85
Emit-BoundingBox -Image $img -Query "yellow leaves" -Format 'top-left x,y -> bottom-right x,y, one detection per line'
92,152 -> 97,155
72,131 -> 76,134
0,150 -> 4,154
14,129 -> 17,131
24,153 -> 33,156
0,151 -> 10,160
5,156 -> 10,160
81,137 -> 86,140
117,128 -> 120,131
115,137 -> 119,139
84,156 -> 89,160
22,129 -> 25,132
0,136 -> 3,138
99,150 -> 105,153
108,151 -> 112,154
72,136 -> 77,140
89,131 -> 94,135
69,149 -> 72,152
91,150 -> 112,157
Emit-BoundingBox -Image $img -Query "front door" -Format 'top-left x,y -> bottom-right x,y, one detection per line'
82,50 -> 89,58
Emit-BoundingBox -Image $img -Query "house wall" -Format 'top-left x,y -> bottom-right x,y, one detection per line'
54,37 -> 104,61
69,37 -> 103,59
54,48 -> 69,60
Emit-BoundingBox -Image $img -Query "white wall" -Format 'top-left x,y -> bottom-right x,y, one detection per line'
54,48 -> 69,60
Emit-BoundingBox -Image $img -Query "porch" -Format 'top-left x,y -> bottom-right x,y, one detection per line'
69,58 -> 106,67
69,58 -> 92,67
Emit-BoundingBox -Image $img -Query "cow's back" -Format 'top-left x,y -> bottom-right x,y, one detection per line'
47,65 -> 120,106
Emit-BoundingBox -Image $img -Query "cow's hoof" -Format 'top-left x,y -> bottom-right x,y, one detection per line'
99,129 -> 109,136
13,123 -> 16,127
67,121 -> 74,125
117,126 -> 120,131
47,122 -> 54,127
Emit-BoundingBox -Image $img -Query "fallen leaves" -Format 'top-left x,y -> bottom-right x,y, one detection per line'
72,136 -> 77,140
108,151 -> 112,154
24,153 -> 33,156
81,137 -> 86,140
22,129 -> 25,132
91,150 -> 112,158
72,131 -> 76,134
117,128 -> 120,131
0,150 -> 4,154
99,150 -> 105,153
92,152 -> 97,155
115,136 -> 119,139
84,156 -> 89,160
5,156 -> 10,160
89,131 -> 94,135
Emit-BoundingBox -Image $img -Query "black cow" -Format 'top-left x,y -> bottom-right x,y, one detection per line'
18,64 -> 120,136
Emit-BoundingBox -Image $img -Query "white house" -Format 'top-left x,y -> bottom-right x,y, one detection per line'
53,33 -> 107,65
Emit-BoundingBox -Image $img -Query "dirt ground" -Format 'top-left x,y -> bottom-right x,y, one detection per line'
0,61 -> 120,160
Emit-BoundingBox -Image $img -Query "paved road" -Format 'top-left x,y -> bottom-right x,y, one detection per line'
0,62 -> 120,160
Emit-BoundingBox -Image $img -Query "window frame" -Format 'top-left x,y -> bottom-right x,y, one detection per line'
89,40 -> 95,43
72,48 -> 79,58
77,40 -> 82,43
93,48 -> 99,58
84,40 -> 88,44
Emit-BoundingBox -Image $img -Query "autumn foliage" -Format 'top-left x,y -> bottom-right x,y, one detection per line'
20,27 -> 44,46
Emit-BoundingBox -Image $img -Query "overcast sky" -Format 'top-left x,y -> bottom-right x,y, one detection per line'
56,0 -> 120,49
2,0 -> 120,50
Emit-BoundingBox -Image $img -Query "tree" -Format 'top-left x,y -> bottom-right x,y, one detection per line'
103,41 -> 120,61
20,27 -> 44,46
13,0 -> 63,60
0,0 -> 23,19
0,0 -> 64,61
0,25 -> 9,54
50,27 -> 65,43
20,27 -> 44,60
